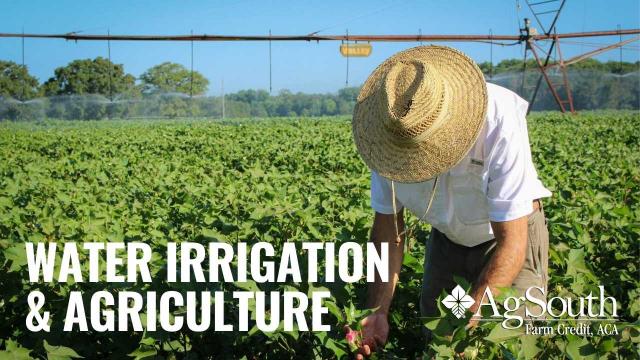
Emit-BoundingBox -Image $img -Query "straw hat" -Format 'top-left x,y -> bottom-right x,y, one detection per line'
352,45 -> 488,183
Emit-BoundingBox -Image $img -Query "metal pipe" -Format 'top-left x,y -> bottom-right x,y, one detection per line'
554,36 -> 575,113
21,28 -> 25,102
546,36 -> 640,68
528,38 -> 566,113
269,29 -> 272,94
190,29 -> 194,99
0,29 -> 638,42
107,29 -> 113,102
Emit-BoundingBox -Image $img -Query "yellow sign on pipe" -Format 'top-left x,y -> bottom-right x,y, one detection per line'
340,43 -> 372,57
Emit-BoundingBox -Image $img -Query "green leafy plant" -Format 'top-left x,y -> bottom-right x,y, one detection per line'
0,111 -> 638,359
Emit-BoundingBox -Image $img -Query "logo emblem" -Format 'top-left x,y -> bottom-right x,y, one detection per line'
442,285 -> 475,319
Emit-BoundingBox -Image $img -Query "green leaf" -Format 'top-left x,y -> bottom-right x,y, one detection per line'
324,300 -> 344,322
5,243 -> 27,272
565,339 -> 582,360
127,347 -> 157,360
520,335 -> 541,359
200,228 -> 229,242
322,337 -> 346,358
485,326 -> 523,344
1,339 -> 33,360
566,248 -> 589,276
306,223 -> 322,239
597,338 -> 615,353
566,337 -> 597,360
43,340 -> 83,360
234,279 -> 259,292
138,337 -> 156,347
431,344 -> 455,357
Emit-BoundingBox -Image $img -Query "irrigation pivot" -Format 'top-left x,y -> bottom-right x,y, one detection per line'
1,24 -> 638,113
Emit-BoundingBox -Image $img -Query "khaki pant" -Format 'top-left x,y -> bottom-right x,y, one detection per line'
420,206 -> 549,319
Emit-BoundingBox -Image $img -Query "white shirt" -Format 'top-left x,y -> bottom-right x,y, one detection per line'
370,83 -> 551,247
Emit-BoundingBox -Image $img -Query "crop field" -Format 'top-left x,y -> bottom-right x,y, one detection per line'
0,112 -> 638,359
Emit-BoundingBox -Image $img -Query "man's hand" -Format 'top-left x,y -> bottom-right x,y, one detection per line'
344,312 -> 389,359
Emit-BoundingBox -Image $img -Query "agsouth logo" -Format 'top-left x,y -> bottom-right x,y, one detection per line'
441,284 -> 619,330
441,285 -> 475,319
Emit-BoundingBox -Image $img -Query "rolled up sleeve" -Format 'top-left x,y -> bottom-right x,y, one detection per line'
370,171 -> 404,214
485,96 -> 536,222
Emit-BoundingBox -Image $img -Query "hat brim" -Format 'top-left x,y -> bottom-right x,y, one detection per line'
352,45 -> 488,183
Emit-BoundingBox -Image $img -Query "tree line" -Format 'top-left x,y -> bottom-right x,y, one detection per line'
0,56 -> 638,120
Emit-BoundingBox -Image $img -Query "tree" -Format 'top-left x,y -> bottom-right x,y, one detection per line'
337,87 -> 359,102
0,61 -> 41,100
321,98 -> 337,115
39,57 -> 137,120
229,89 -> 269,104
0,61 -> 44,120
140,62 -> 209,95
43,57 -> 136,96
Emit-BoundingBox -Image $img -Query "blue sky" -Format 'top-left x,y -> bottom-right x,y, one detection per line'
1,0 -> 638,94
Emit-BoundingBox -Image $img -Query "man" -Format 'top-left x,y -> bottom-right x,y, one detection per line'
349,45 -> 551,357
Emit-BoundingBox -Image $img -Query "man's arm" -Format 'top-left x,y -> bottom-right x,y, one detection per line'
468,216 -> 528,317
351,211 -> 404,359
366,211 -> 406,314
